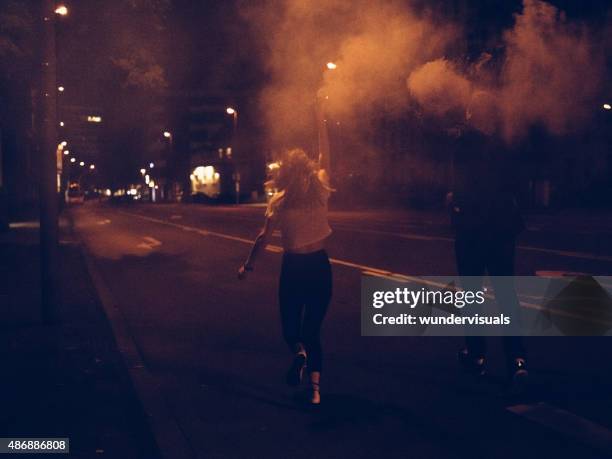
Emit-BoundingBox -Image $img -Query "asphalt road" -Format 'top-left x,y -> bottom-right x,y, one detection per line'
71,202 -> 612,459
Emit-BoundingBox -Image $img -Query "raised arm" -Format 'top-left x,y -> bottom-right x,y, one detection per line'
316,96 -> 331,175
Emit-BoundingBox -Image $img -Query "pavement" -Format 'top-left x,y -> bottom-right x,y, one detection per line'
64,201 -> 612,459
0,216 -> 160,458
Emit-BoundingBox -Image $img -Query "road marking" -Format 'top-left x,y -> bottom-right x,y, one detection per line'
8,221 -> 39,229
137,236 -> 162,250
331,222 -> 612,262
508,403 -> 612,455
117,210 -> 612,325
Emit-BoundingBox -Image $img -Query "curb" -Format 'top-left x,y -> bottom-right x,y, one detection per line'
76,230 -> 195,459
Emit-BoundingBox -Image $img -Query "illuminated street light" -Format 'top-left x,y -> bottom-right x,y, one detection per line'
163,131 -> 172,138
226,107 -> 236,115
60,141 -> 67,147
54,5 -> 68,16
59,121 -> 64,127
604,103 -> 612,111
64,149 -> 70,155
90,164 -> 95,170
70,157 -> 76,163
149,162 -> 154,168
326,62 -> 337,70
58,86 -> 65,92
79,161 -> 85,167
140,168 -> 146,175
87,115 -> 102,123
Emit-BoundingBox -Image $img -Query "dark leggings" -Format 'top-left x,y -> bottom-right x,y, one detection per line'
455,230 -> 526,365
279,250 -> 332,373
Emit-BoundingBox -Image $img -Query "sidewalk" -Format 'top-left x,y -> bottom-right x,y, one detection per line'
0,217 -> 160,458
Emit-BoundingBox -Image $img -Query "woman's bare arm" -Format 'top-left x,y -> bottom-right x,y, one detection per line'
238,217 -> 275,279
316,96 -> 331,175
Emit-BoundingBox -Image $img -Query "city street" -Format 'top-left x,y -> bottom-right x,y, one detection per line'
70,201 -> 612,459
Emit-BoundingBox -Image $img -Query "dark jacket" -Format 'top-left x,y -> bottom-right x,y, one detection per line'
450,129 -> 524,236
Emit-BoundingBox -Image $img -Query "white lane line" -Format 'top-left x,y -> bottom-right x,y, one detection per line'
333,223 -> 612,262
508,403 -> 612,455
118,210 -> 612,325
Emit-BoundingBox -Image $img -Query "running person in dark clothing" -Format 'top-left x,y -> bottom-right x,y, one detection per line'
450,91 -> 528,390
238,102 -> 333,405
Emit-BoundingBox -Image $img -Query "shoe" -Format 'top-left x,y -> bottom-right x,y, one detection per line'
510,358 -> 529,393
286,352 -> 307,386
458,348 -> 486,377
310,382 -> 321,405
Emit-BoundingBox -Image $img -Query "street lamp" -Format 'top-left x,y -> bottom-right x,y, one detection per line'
604,103 -> 611,111
149,162 -> 154,169
90,164 -> 95,170
140,168 -> 146,175
163,131 -> 172,138
54,5 -> 68,16
226,106 -> 238,138
57,86 -> 65,92
79,161 -> 85,167
70,157 -> 75,163
326,62 -> 337,70
63,149 -> 69,155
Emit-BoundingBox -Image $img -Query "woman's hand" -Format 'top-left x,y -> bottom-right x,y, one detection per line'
237,263 -> 252,280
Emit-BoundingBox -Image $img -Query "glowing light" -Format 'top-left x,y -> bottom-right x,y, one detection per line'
226,107 -> 236,115
163,131 -> 172,138
59,121 -> 64,127
70,157 -> 75,163
140,168 -> 146,175
145,174 -> 150,185
90,164 -> 95,170
149,162 -> 154,168
64,149 -> 70,155
60,141 -> 67,147
87,115 -> 102,123
57,86 -> 65,92
191,166 -> 221,199
267,162 -> 280,170
326,62 -> 337,70
604,104 -> 612,111
79,161 -> 85,167
54,5 -> 68,16
149,180 -> 155,188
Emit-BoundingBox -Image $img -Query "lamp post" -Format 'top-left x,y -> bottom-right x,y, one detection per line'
40,1 -> 68,323
226,108 -> 240,204
226,107 -> 238,140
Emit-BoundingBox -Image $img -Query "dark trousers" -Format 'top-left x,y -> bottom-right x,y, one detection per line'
455,230 -> 526,364
279,250 -> 332,373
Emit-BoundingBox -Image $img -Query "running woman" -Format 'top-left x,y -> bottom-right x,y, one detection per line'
238,103 -> 333,405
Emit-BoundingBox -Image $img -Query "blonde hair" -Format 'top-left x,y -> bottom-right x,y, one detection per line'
267,148 -> 332,210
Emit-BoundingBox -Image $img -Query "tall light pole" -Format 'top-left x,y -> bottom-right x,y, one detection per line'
226,108 -> 239,203
226,107 -> 238,144
40,1 -> 67,323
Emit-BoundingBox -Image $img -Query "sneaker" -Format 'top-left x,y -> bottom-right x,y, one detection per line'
510,358 -> 529,393
286,352 -> 307,386
310,383 -> 321,405
458,348 -> 486,376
